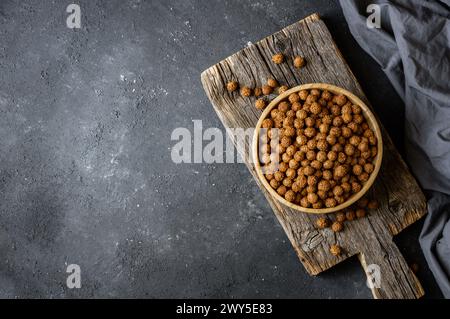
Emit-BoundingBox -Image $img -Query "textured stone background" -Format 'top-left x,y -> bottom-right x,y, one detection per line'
0,0 -> 442,298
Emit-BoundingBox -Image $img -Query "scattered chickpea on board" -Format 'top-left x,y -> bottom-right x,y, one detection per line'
272,53 -> 284,64
331,221 -> 344,232
240,86 -> 252,97
226,81 -> 238,92
330,245 -> 342,256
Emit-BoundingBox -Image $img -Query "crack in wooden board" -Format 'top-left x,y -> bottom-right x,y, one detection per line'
201,13 -> 426,299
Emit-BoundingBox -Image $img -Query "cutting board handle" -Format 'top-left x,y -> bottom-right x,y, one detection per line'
358,236 -> 424,299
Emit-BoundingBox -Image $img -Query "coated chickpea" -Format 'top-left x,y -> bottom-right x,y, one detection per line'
294,56 -> 306,68
319,123 -> 329,134
353,114 -> 364,124
310,102 -> 322,115
277,185 -> 287,196
364,163 -> 374,174
344,144 -> 355,156
272,53 -> 284,64
267,78 -> 278,88
305,94 -> 318,104
289,93 -> 300,103
336,211 -> 346,222
326,135 -> 337,145
329,127 -> 341,137
341,182 -> 351,193
322,115 -> 333,125
293,151 -> 305,162
349,135 -> 361,146
351,104 -> 362,114
283,178 -> 293,188
278,101 -> 289,112
317,140 -> 328,152
356,208 -> 366,218
333,185 -> 344,197
332,221 -> 344,232
305,150 -> 315,161
289,159 -> 300,170
274,171 -> 285,182
255,99 -> 266,110
262,85 -> 273,95
368,199 -> 379,209
226,81 -> 238,92
337,152 -> 347,164
358,142 -> 369,152
286,168 -> 296,179
322,170 -> 333,180
279,162 -> 288,173
291,181 -> 302,193
334,165 -> 347,179
261,88 -> 377,212
342,113 -> 352,124
294,118 -> 304,129
311,160 -> 322,170
307,139 -> 317,150
341,103 -> 352,114
342,127 -> 352,138
280,136 -> 291,148
297,175 -> 308,188
316,151 -> 327,162
325,198 -> 337,208
304,127 -> 316,138
352,164 -> 363,176
270,179 -> 280,189
318,180 -> 331,192
307,192 -> 319,204
346,210 -> 356,221
298,90 -> 309,100
240,86 -> 252,97
333,116 -> 344,127
296,109 -> 308,120
291,102 -> 302,112
321,90 -> 332,101
316,217 -> 329,229
330,244 -> 342,256
312,202 -> 323,209
305,117 -> 315,127
278,85 -> 289,94
323,160 -> 334,170
307,175 -> 318,186
285,190 -> 296,202
352,181 -> 362,193
334,94 -> 347,106
303,166 -> 315,176
327,151 -> 337,161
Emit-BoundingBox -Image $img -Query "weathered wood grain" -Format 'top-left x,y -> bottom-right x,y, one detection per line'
201,13 -> 426,299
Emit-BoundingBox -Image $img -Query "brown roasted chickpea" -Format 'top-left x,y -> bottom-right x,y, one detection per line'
226,81 -> 238,92
294,56 -> 306,68
255,99 -> 266,110
240,86 -> 252,97
272,53 -> 284,64
262,85 -> 273,95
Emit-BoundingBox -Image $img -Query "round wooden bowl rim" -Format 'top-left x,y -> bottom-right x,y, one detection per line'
252,83 -> 383,214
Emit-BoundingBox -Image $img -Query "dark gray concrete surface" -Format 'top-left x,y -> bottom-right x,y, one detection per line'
0,0 -> 443,298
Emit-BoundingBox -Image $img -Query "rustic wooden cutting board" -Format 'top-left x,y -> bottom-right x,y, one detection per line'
201,13 -> 426,299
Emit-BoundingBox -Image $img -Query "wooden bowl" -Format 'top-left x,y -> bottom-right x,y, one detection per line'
252,83 -> 383,214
